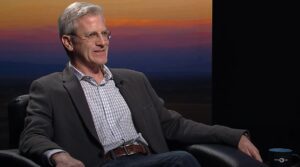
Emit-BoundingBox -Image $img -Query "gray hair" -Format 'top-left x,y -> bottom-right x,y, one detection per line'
58,2 -> 103,37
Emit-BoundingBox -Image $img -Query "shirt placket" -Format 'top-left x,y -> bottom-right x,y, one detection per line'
98,85 -> 123,140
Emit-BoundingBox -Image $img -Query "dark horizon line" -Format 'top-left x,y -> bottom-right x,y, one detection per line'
0,61 -> 211,79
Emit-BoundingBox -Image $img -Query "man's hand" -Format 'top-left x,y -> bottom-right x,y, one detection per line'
238,135 -> 263,162
51,152 -> 85,167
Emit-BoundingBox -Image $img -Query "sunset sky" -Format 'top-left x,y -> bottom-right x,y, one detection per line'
0,0 -> 212,78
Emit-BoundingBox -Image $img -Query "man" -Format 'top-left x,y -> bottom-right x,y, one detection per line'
19,2 -> 262,167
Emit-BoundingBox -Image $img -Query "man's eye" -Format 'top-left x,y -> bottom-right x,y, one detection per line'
87,33 -> 97,38
102,31 -> 108,36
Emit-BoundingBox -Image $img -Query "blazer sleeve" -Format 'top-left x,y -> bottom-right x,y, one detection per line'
19,80 -> 62,165
140,73 -> 247,147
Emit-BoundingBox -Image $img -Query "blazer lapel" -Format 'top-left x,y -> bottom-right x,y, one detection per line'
111,70 -> 148,133
111,69 -> 170,152
62,67 -> 101,146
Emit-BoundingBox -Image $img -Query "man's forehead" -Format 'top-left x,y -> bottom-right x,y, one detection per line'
73,14 -> 107,33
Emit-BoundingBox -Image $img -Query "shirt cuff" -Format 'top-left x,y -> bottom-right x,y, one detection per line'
44,149 -> 65,166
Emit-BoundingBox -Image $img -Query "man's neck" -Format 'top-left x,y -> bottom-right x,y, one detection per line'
71,61 -> 104,84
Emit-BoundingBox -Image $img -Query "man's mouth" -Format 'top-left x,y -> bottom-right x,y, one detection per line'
93,49 -> 105,52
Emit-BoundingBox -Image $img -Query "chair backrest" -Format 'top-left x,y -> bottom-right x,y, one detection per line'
7,94 -> 29,148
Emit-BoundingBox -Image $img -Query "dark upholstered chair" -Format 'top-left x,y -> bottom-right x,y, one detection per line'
0,94 -> 267,167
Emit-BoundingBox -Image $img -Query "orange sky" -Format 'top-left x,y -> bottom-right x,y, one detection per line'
0,0 -> 212,77
0,0 -> 211,29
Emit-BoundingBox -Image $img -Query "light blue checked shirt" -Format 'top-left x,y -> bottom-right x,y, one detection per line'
69,63 -> 147,153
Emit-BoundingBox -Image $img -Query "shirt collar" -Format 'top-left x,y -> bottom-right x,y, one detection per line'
68,62 -> 113,82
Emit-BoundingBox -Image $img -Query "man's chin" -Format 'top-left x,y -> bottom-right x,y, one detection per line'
94,60 -> 108,67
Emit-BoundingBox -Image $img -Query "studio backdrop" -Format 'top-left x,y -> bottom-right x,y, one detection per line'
0,0 -> 212,148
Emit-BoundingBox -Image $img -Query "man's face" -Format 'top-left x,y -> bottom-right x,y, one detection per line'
70,14 -> 109,69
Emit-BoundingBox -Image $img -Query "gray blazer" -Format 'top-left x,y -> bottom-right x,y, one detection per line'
19,67 -> 245,167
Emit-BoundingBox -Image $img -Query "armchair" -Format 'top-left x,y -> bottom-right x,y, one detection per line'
0,94 -> 266,167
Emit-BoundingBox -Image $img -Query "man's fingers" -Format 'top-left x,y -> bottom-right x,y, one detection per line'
249,147 -> 263,162
243,148 -> 252,157
238,135 -> 264,162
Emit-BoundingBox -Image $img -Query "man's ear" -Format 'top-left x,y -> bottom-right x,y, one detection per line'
61,35 -> 74,52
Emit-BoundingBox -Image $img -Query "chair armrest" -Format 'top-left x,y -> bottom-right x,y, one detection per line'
185,144 -> 268,167
0,149 -> 40,167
